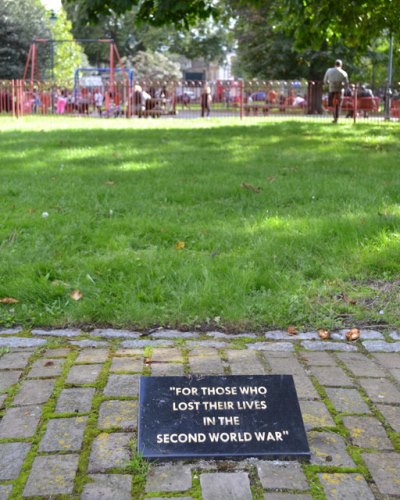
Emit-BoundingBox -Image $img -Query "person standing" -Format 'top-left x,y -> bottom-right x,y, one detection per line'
323,59 -> 349,123
201,84 -> 212,117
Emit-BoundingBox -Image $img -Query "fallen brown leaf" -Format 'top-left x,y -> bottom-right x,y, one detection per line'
287,326 -> 298,336
346,328 -> 360,341
105,180 -> 115,185
0,297 -> 19,304
70,289 -> 83,301
267,176 -> 277,182
44,361 -> 54,367
240,182 -> 262,193
317,328 -> 331,340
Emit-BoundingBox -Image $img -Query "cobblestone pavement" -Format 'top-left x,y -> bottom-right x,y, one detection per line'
0,327 -> 399,499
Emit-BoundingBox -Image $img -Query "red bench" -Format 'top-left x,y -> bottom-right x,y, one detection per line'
391,99 -> 400,117
323,96 -> 380,114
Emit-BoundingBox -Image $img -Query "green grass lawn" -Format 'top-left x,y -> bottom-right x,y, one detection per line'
1,116 -> 400,331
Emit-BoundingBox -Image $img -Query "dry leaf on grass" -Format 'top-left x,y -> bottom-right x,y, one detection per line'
287,326 -> 298,336
240,182 -> 262,193
0,297 -> 19,304
105,180 -> 115,185
346,328 -> 360,341
176,241 -> 185,250
70,289 -> 83,301
317,328 -> 331,340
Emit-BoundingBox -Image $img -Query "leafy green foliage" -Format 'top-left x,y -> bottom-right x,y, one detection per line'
125,50 -> 182,80
0,0 -> 50,79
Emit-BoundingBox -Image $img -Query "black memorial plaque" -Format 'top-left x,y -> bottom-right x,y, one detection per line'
138,375 -> 310,460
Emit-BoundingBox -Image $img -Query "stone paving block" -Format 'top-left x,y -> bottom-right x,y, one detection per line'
263,494 -> 312,500
66,364 -> 103,385
225,349 -> 266,375
115,348 -> 144,356
88,432 -> 133,472
0,405 -> 42,438
27,358 -> 65,378
44,348 -> 71,357
257,461 -> 309,490
146,463 -> 192,492
81,474 -> 132,500
150,363 -> 185,376
207,331 -> 257,339
308,431 -> 355,467
70,340 -> 108,348
373,352 -> 400,369
267,356 -> 306,375
0,337 -> 46,348
292,375 -> 320,400
377,404 -> 400,433
39,416 -> 88,452
0,327 -> 23,335
318,473 -> 374,500
358,377 -> 400,404
98,400 -> 137,430
121,340 -> 174,348
390,331 -> 400,340
336,353 -> 386,377
31,328 -> 81,337
151,330 -> 199,339
265,331 -> 317,340
55,387 -> 95,413
0,442 -> 31,480
0,351 -> 31,369
0,370 -> 22,392
299,400 -> 335,430
301,341 -> 357,352
0,485 -> 12,500
110,357 -> 143,373
200,472 -> 252,500
363,340 -> 400,352
342,416 -> 393,449
90,328 -> 141,339
389,368 -> 400,383
188,350 -> 224,375
248,342 -> 294,352
362,452 -> 400,496
186,341 -> 228,349
23,454 -> 79,497
298,352 -> 336,366
150,348 -> 183,362
0,394 -> 6,408
75,349 -> 110,363
147,497 -> 193,500
12,378 -> 55,405
325,388 -> 370,414
103,374 -> 140,397
310,366 -> 353,387
334,329 -> 383,341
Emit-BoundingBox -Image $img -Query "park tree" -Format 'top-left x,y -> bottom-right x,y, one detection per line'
0,0 -> 50,79
124,50 -> 182,81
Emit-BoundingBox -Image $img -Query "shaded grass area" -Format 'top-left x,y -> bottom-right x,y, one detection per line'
1,117 -> 400,330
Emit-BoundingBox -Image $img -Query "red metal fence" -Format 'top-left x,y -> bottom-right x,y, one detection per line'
1,79 -> 399,121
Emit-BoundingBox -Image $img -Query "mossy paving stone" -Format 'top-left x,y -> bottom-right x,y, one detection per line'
377,404 -> 400,432
358,377 -> 400,404
150,363 -> 185,375
39,416 -> 88,452
299,400 -> 335,430
299,351 -> 337,366
372,352 -> 400,368
267,356 -> 306,375
11,378 -> 55,406
27,357 -> 65,378
31,328 -> 81,337
292,375 -> 320,400
0,485 -> 12,500
0,394 -> 6,408
389,367 -> 400,383
55,387 -> 96,414
200,472 -> 252,500
66,364 -> 103,385
336,353 -> 386,377
308,431 -> 355,467
318,473 -> 375,499
145,463 -> 192,492
225,349 -> 266,375
43,347 -> 71,357
87,432 -> 133,472
188,349 -> 225,375
23,454 -> 79,496
109,356 -> 144,373
81,473 -> 132,500
325,388 -> 370,414
0,442 -> 31,480
151,348 -> 184,362
309,366 -> 354,387
342,415 -> 393,449
0,352 -> 32,370
263,495 -> 312,500
75,348 -> 110,364
103,374 -> 140,397
0,370 -> 22,392
0,405 -> 42,438
98,400 -> 138,430
361,452 -> 400,496
256,461 -> 309,490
